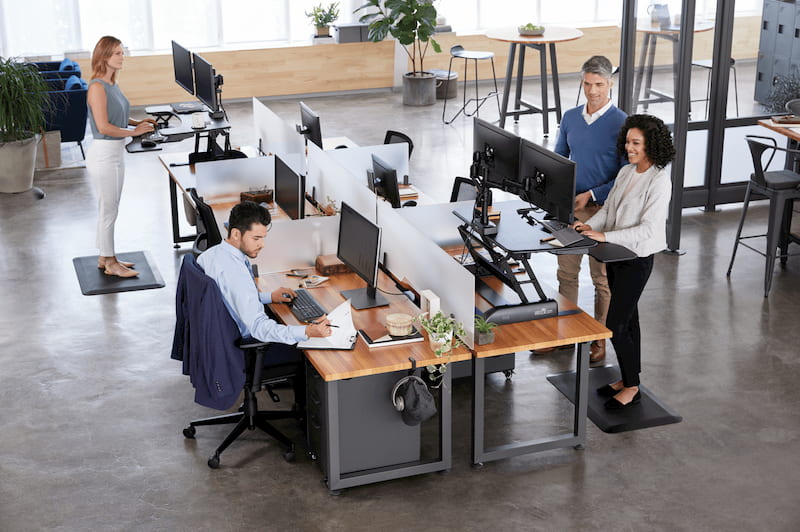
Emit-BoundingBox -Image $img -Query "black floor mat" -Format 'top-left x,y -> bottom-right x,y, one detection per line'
73,251 -> 165,295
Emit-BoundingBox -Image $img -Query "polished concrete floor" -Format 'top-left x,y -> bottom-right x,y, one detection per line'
1,81 -> 799,531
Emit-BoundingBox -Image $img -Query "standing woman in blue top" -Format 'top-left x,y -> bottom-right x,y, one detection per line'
575,114 -> 675,410
86,36 -> 155,278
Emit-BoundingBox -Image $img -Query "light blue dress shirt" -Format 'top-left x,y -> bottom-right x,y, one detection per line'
197,241 -> 308,344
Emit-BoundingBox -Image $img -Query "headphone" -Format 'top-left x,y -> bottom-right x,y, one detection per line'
391,375 -> 427,412
391,357 -> 422,412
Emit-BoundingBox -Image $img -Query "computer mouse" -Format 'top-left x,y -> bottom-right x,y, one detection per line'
141,139 -> 156,148
282,293 -> 295,303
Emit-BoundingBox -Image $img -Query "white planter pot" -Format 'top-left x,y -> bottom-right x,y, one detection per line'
0,134 -> 39,193
429,331 -> 453,354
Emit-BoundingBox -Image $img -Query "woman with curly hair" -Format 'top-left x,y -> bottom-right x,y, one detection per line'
574,114 -> 675,410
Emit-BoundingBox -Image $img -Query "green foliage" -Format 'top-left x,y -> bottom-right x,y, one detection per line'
0,57 -> 49,142
355,0 -> 441,74
474,314 -> 497,334
306,2 -> 340,27
765,72 -> 800,113
417,310 -> 465,356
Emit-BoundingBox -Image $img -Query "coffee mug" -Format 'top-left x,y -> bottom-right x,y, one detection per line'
191,112 -> 206,129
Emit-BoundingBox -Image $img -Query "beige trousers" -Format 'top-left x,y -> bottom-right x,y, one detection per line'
556,203 -> 610,325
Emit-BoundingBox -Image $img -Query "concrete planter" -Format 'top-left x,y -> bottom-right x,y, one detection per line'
477,330 -> 495,346
403,72 -> 436,106
0,134 -> 39,193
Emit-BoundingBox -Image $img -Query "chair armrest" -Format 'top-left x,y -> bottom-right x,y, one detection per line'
237,337 -> 270,350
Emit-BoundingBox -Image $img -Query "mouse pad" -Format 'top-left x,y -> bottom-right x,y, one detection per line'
73,251 -> 165,295
547,365 -> 682,434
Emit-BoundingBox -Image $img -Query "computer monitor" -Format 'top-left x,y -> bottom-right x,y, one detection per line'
518,138 -> 576,224
299,102 -> 323,149
274,155 -> 305,220
371,154 -> 401,208
171,41 -> 194,95
473,117 -> 521,192
337,202 -> 388,310
192,52 -> 218,114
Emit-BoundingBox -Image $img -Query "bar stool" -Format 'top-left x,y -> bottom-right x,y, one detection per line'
691,58 -> 739,119
727,135 -> 800,296
442,45 -> 500,124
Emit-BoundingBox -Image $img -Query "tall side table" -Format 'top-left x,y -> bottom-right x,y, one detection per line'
487,27 -> 583,135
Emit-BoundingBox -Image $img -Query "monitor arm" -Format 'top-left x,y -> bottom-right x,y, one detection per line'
469,150 -> 498,236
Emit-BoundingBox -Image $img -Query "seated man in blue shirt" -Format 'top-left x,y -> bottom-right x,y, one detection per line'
198,201 -> 331,404
552,55 -> 627,363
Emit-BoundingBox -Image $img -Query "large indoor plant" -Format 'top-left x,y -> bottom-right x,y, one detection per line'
356,0 -> 441,106
306,2 -> 340,38
0,57 -> 49,193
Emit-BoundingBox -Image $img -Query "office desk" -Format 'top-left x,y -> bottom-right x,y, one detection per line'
260,269 -> 471,493
633,21 -> 714,112
486,27 -> 584,135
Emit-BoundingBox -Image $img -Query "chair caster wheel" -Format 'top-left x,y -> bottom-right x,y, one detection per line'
472,462 -> 484,469
503,370 -> 514,380
574,444 -> 585,451
328,489 -> 342,496
284,450 -> 296,462
183,426 -> 196,439
208,454 -> 220,469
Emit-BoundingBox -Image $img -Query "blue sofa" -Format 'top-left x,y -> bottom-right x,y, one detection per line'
43,75 -> 88,158
30,59 -> 82,80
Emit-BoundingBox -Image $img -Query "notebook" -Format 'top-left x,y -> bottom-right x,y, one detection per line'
296,299 -> 357,350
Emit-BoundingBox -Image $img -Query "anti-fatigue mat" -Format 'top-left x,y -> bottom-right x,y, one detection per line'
547,365 -> 682,433
73,251 -> 165,295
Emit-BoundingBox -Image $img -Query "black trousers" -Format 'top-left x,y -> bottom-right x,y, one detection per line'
255,343 -> 306,410
605,255 -> 654,387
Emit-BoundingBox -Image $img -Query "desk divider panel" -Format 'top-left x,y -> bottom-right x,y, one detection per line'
252,97 -> 305,167
307,142 -> 380,222
377,201 -> 475,349
255,215 -> 340,274
194,156 -> 275,203
325,143 -> 410,185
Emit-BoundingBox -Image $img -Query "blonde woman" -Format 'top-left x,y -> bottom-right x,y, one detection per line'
86,36 -> 155,278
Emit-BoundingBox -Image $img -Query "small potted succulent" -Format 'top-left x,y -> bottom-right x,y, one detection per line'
474,314 -> 497,345
417,311 -> 465,386
306,2 -> 340,38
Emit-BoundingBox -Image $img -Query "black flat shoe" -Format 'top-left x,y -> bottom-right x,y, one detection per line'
604,391 -> 641,410
596,384 -> 620,397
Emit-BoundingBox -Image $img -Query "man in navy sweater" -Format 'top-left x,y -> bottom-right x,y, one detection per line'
552,55 -> 627,363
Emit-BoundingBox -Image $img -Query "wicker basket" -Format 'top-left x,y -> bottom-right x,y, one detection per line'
385,313 -> 413,336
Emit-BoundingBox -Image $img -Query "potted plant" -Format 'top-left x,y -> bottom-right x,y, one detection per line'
766,72 -> 800,113
416,310 -> 465,386
474,314 -> 497,345
0,57 -> 49,193
356,0 -> 442,106
306,2 -> 340,38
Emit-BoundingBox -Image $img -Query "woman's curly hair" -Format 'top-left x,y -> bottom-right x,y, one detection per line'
616,114 -> 675,169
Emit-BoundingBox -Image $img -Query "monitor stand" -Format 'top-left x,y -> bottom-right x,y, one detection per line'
340,286 -> 389,310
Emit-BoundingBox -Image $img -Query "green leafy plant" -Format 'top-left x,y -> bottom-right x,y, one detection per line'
474,314 -> 497,334
765,71 -> 800,113
306,2 -> 340,28
355,0 -> 441,75
0,57 -> 49,142
416,311 -> 465,384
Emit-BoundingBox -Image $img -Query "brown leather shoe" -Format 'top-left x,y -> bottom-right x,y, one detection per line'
104,261 -> 139,278
589,339 -> 606,363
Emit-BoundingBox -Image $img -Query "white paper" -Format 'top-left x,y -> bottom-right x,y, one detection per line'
296,299 -> 358,349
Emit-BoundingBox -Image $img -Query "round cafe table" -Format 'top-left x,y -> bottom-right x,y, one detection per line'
486,26 -> 583,135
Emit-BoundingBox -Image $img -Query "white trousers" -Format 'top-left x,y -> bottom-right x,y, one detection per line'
86,139 -> 126,257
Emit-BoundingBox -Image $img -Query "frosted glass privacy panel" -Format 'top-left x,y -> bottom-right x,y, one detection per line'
252,97 -> 305,164
253,215 -> 339,274
307,142 -> 379,223
194,156 -> 275,204
399,202 -> 467,248
326,143 -> 410,183
377,201 -> 475,348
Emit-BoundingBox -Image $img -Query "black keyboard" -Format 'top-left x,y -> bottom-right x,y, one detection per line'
290,289 -> 326,322
538,219 -> 583,246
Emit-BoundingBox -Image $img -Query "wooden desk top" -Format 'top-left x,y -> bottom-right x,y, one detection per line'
486,26 -> 583,45
260,270 -> 471,382
759,119 -> 800,143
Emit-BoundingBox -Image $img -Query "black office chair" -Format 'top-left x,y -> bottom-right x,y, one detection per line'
188,188 -> 222,255
727,135 -> 800,296
450,176 -> 479,202
175,255 -> 302,468
384,130 -> 414,158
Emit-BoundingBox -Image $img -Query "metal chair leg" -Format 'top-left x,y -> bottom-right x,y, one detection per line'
442,56 -> 455,123
727,183 -> 752,277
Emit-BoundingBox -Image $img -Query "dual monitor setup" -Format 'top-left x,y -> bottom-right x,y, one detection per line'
171,40 -> 224,119
471,117 -> 576,228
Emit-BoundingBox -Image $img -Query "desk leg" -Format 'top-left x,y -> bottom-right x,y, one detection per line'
573,341 -> 590,449
168,172 -> 197,248
539,44 -> 549,135
499,44 -> 517,128
549,43 -> 563,124
513,46 -> 526,123
324,379 -> 343,494
471,357 -> 486,466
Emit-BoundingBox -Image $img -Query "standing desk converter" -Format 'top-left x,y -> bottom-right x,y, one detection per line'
260,269 -> 470,493
127,107 -> 231,153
